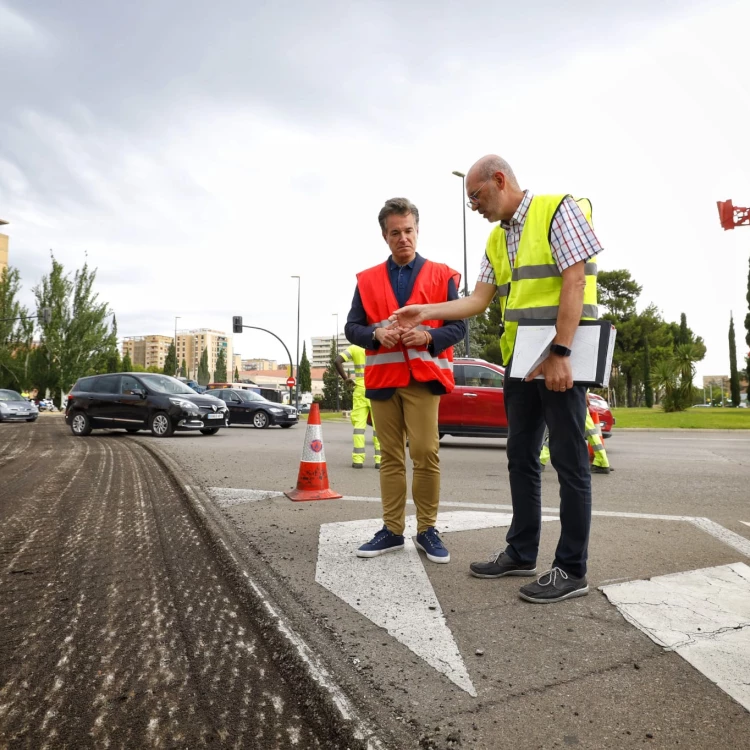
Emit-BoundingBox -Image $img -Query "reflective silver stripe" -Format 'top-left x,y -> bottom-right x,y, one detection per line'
353,447 -> 365,454
353,428 -> 366,435
372,432 -> 378,439
366,352 -> 407,365
585,427 -> 601,437
406,350 -> 453,370
374,449 -> 381,455
496,283 -> 510,297
504,304 -> 598,322
592,443 -> 605,452
512,264 -> 559,281
373,319 -> 393,328
511,262 -> 597,282
354,365 -> 365,371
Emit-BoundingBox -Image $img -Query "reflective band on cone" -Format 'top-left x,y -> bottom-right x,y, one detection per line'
285,403 -> 343,502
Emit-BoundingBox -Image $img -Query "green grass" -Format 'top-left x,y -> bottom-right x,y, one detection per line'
612,406 -> 750,429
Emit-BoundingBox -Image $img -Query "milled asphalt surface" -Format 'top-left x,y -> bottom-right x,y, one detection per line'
152,417 -> 750,750
0,417 -> 403,749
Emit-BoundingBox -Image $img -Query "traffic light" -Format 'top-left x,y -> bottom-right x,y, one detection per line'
232,315 -> 243,334
41,307 -> 52,324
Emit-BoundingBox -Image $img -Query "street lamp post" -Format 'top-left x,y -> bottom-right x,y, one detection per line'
291,275 -> 301,408
174,316 -> 181,376
332,313 -> 340,412
452,170 -> 471,355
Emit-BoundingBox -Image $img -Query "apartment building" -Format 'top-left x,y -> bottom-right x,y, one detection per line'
0,219 -> 8,276
122,335 -> 174,371
311,334 -> 349,368
242,358 -> 278,371
176,329 -> 233,380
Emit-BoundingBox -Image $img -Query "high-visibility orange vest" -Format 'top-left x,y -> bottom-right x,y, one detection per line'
356,260 -> 460,392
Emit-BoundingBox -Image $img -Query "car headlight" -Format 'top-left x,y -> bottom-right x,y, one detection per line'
269,407 -> 284,414
0,404 -> 7,412
169,397 -> 197,410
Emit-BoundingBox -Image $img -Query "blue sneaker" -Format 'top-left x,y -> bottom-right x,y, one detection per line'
415,527 -> 450,564
356,526 -> 405,558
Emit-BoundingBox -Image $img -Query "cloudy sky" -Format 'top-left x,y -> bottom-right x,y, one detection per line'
2,0 -> 749,382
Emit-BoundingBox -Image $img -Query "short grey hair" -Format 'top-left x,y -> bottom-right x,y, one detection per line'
472,155 -> 520,188
378,197 -> 420,233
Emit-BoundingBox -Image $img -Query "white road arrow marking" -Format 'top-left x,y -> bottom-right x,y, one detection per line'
315,511 -> 558,696
601,563 -> 750,712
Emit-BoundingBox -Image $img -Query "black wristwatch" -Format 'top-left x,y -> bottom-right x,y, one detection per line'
549,343 -> 572,357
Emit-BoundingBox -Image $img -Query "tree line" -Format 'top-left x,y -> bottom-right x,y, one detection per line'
0,257 -> 232,404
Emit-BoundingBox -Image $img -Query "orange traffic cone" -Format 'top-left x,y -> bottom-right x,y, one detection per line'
285,403 -> 343,502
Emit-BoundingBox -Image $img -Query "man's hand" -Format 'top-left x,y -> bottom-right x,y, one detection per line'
389,304 -> 428,331
526,354 -> 574,392
375,324 -> 402,348
400,327 -> 430,348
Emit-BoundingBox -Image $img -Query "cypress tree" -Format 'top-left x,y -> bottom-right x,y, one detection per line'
729,313 -> 740,407
299,341 -> 312,393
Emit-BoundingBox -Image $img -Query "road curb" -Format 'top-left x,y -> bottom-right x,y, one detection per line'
135,438 -> 404,750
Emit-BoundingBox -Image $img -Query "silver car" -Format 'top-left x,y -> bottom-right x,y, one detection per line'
0,389 -> 39,422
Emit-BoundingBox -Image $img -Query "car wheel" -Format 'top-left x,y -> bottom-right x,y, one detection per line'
70,411 -> 92,436
126,428 -> 140,434
200,427 -> 220,435
149,412 -> 174,437
253,410 -> 270,429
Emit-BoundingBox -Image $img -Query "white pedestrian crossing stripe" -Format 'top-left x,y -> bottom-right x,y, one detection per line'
601,564 -> 750,712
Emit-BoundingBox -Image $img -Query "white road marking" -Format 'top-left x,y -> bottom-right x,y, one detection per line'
687,518 -> 750,558
741,522 -> 750,529
315,511 -> 558,696
600,563 -> 750,712
658,437 -> 750,441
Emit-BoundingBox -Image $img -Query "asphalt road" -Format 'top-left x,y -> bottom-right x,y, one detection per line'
0,418 -> 388,749
3,417 -> 749,749
152,419 -> 750,749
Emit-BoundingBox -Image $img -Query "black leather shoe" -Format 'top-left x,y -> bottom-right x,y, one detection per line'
519,567 -> 589,603
469,550 -> 537,578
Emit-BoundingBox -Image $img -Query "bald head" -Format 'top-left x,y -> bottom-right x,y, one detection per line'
465,154 -> 525,223
467,154 -> 520,188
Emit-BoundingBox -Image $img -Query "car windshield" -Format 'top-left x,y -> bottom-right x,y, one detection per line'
138,374 -> 197,395
236,390 -> 265,402
0,389 -> 24,402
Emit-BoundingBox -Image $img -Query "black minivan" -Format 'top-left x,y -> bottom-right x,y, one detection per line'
65,373 -> 229,437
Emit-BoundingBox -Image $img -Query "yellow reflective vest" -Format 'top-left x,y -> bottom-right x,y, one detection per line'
340,345 -> 366,389
484,194 -> 598,364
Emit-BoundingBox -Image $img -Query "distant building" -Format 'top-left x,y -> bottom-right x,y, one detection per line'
242,358 -> 278,371
122,335 -> 173,371
176,328 -> 233,381
311,334 -> 349,368
0,219 -> 8,276
232,353 -> 242,375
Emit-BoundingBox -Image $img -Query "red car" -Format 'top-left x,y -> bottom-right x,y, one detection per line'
438,358 -> 614,439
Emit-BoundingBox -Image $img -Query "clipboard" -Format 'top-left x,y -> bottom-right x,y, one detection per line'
507,319 -> 616,387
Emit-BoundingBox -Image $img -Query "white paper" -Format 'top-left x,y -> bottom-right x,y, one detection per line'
507,325 -> 556,380
509,323 -> 609,383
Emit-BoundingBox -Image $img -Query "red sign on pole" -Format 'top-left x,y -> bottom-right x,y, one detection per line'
286,376 -> 296,387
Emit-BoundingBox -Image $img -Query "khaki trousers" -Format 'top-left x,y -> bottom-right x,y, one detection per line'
370,379 -> 441,535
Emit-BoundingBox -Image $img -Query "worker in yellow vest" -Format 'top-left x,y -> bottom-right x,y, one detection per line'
335,344 -> 381,469
392,154 -> 604,604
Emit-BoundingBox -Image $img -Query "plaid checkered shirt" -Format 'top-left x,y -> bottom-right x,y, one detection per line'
476,191 -> 603,285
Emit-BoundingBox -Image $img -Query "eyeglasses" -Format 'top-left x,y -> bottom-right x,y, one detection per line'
466,178 -> 490,208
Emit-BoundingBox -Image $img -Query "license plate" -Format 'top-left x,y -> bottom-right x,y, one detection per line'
207,413 -> 224,420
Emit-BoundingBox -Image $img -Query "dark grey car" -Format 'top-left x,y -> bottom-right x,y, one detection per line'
65,373 -> 228,437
